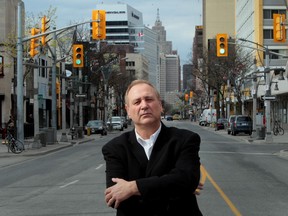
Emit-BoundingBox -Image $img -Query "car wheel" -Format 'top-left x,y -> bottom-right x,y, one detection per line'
228,130 -> 231,135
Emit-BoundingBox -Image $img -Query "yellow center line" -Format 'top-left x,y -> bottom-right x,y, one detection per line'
200,165 -> 242,216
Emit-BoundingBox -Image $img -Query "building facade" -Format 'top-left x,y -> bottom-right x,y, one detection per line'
0,0 -> 24,127
236,0 -> 288,128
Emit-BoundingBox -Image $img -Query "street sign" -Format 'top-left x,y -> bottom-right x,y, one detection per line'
262,96 -> 276,100
75,94 -> 86,98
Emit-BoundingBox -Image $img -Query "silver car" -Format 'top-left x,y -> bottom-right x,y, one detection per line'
107,116 -> 124,131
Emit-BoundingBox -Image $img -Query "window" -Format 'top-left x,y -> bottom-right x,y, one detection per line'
0,56 -> 3,77
263,9 -> 286,19
263,29 -> 273,39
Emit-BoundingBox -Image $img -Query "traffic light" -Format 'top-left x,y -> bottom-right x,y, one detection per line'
56,81 -> 60,94
185,93 -> 189,101
29,28 -> 40,58
190,91 -> 193,98
73,44 -> 84,68
41,15 -> 50,46
216,33 -> 228,57
273,14 -> 286,42
91,10 -> 106,40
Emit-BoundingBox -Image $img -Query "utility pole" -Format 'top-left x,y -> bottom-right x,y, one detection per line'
16,2 -> 24,143
51,27 -> 57,132
79,68 -> 83,127
60,63 -> 68,142
32,62 -> 41,147
251,58 -> 258,139
264,49 -> 273,142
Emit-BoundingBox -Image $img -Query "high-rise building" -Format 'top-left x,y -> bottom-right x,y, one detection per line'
152,9 -> 180,105
96,3 -> 158,87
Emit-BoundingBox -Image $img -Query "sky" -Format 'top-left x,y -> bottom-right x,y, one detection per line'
24,0 -> 202,66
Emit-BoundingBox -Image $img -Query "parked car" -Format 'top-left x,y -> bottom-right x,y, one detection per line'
227,115 -> 236,134
215,118 -> 228,130
172,114 -> 181,120
166,115 -> 173,121
231,115 -> 252,136
107,116 -> 124,131
121,116 -> 128,129
84,120 -> 107,136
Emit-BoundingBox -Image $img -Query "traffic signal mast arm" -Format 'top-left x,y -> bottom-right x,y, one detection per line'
23,20 -> 93,42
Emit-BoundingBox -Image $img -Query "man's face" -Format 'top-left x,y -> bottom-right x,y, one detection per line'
125,83 -> 163,126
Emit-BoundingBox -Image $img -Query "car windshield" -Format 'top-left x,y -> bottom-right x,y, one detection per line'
87,121 -> 101,126
112,117 -> 121,121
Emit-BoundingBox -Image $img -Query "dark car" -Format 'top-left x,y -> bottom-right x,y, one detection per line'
85,120 -> 107,136
231,115 -> 252,136
215,118 -> 228,130
166,115 -> 173,121
227,115 -> 236,135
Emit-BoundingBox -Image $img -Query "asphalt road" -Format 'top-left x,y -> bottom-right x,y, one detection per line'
0,121 -> 287,216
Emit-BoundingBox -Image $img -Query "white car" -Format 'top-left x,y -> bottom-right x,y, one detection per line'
107,116 -> 124,131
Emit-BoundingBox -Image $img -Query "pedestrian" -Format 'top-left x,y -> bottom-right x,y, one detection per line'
102,80 -> 203,216
7,115 -> 15,134
27,113 -> 34,124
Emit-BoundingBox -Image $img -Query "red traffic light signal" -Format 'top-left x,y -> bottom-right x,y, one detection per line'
216,33 -> 228,57
73,44 -> 84,68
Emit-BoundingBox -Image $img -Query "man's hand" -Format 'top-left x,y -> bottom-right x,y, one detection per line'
104,178 -> 140,208
194,182 -> 204,195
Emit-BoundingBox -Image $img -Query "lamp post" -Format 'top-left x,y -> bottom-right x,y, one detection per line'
264,49 -> 273,142
239,38 -> 273,142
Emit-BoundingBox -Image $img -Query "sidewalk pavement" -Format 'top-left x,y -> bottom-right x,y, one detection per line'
0,129 -> 96,158
190,121 -> 288,159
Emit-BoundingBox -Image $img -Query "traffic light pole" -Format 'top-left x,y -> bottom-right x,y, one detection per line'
79,68 -> 83,127
264,49 -> 273,142
51,28 -> 57,133
16,7 -> 92,142
238,38 -> 274,142
16,2 -> 24,143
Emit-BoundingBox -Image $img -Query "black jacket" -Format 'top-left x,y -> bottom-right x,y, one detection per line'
102,123 -> 202,216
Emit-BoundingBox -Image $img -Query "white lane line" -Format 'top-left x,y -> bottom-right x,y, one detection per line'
59,180 -> 79,189
201,151 -> 274,156
95,164 -> 104,170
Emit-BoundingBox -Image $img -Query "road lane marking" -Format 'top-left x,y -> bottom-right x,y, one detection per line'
95,164 -> 104,170
59,180 -> 79,189
201,151 -> 274,156
201,165 -> 242,216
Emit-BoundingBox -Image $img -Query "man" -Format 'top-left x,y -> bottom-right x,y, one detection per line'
102,80 -> 202,216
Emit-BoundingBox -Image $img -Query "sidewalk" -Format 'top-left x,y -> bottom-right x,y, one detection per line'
0,129 -> 95,158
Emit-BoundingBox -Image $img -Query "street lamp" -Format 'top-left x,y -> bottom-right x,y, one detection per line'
238,38 -> 273,142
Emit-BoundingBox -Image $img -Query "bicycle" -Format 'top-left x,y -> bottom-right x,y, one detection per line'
4,128 -> 25,154
273,120 -> 284,136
